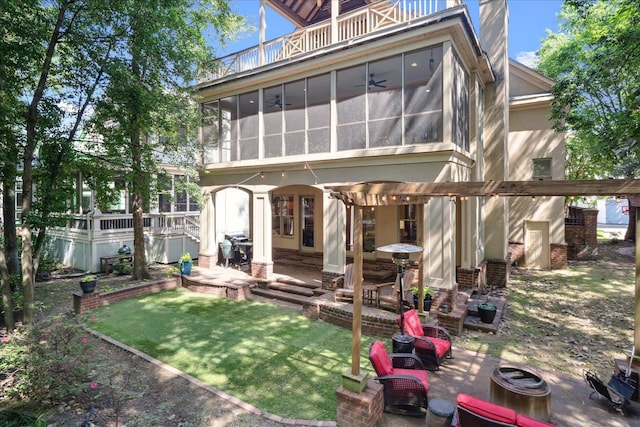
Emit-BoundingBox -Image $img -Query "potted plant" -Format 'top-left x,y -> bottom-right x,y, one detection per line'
79,274 -> 98,294
410,286 -> 435,311
178,252 -> 193,275
477,302 -> 497,324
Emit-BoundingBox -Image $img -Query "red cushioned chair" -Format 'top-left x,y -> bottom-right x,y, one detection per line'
398,309 -> 453,370
368,340 -> 429,417
455,394 -> 556,427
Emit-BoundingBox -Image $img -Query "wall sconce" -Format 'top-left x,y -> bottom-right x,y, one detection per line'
260,171 -> 265,179
531,196 -> 536,202
616,195 -> 622,203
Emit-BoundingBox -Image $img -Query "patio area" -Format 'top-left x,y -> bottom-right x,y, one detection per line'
180,263 -> 640,426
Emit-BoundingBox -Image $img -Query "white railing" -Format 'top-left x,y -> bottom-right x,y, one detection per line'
53,212 -> 200,240
200,0 -> 461,81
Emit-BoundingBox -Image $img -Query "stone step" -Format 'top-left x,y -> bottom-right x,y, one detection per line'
250,287 -> 311,306
275,276 -> 319,289
268,281 -> 315,297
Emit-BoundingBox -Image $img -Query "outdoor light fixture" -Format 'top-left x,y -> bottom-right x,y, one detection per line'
377,243 -> 424,353
616,195 -> 622,203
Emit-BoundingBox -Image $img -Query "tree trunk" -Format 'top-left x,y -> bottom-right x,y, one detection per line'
626,195 -> 636,241
0,250 -> 14,332
130,128 -> 149,280
2,171 -> 19,279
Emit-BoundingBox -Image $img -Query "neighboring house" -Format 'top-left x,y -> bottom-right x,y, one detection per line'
46,163 -> 200,273
194,0 -> 565,291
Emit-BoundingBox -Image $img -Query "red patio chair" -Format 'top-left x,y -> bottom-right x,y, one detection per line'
368,340 -> 429,417
398,308 -> 453,370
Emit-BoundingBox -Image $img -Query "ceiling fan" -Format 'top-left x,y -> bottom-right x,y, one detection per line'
356,73 -> 387,90
266,94 -> 291,109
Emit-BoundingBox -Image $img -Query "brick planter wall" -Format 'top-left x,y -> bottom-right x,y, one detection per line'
336,379 -> 383,427
73,277 -> 179,315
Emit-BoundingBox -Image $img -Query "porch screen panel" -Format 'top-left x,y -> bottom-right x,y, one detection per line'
337,65 -> 366,151
264,86 -> 283,158
404,45 -> 443,145
451,50 -> 469,151
285,79 -> 306,156
201,101 -> 219,163
307,74 -> 330,153
368,56 -> 402,148
220,96 -> 238,161
239,91 -> 258,160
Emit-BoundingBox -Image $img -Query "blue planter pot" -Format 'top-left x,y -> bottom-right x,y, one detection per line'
180,261 -> 192,275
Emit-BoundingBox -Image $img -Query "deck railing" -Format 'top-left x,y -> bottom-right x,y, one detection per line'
52,212 -> 201,240
200,0 -> 461,82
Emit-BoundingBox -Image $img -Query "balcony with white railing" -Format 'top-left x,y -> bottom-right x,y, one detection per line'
200,0 -> 462,82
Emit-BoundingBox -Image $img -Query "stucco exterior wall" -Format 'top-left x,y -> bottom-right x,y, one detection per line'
508,105 -> 565,245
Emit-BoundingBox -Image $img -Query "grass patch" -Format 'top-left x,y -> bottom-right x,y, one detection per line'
457,249 -> 635,379
91,289 -> 377,421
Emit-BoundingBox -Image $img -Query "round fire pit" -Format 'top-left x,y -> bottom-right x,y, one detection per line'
490,365 -> 551,422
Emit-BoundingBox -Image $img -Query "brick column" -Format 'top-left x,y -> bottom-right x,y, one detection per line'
336,379 -> 383,427
583,209 -> 599,248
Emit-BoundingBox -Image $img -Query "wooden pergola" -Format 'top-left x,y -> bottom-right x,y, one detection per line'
326,179 -> 640,383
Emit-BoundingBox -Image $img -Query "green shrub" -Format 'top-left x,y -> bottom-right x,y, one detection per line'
0,313 -> 97,405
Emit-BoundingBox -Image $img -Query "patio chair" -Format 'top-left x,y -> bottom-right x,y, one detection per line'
398,308 -> 453,370
584,370 -> 628,414
456,393 -> 557,427
333,263 -> 360,302
376,268 -> 415,312
368,340 -> 429,417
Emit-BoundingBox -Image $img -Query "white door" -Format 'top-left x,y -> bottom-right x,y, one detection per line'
525,221 -> 550,269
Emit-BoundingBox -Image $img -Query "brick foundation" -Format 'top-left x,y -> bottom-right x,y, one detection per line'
323,270 -> 342,290
251,260 -> 273,280
456,261 -> 487,292
486,255 -> 510,288
197,253 -> 213,269
336,379 -> 383,427
551,243 -> 568,268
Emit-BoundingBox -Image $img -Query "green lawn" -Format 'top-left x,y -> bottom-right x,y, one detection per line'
91,289 -> 377,421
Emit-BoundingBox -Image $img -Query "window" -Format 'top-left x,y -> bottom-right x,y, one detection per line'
301,196 -> 314,248
346,206 -> 376,253
399,204 -> 418,243
337,65 -> 366,151
158,174 -> 172,213
175,175 -> 187,212
533,158 -> 552,180
272,195 -> 294,237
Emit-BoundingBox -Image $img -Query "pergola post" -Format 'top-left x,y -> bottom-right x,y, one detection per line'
341,205 -> 368,392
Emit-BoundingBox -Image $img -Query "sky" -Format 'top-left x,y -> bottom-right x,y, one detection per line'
218,0 -> 565,68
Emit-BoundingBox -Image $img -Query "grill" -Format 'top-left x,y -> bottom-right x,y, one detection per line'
218,233 -> 252,267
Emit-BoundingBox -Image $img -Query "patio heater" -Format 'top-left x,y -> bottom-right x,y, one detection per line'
377,243 -> 424,354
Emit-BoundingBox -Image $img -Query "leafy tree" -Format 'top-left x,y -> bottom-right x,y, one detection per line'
90,0 -> 242,280
537,0 -> 640,239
